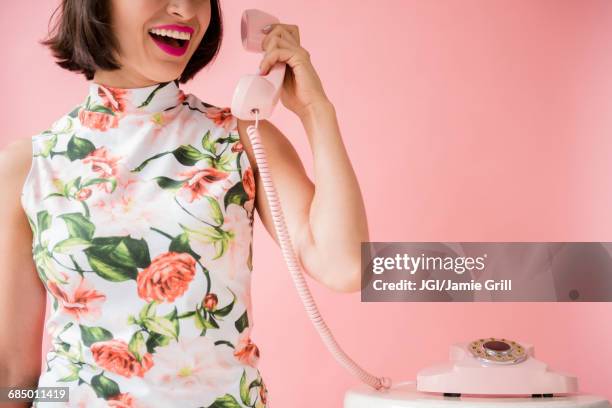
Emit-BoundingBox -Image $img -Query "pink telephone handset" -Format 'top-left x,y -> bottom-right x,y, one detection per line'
231,9 -> 286,121
230,9 -> 392,392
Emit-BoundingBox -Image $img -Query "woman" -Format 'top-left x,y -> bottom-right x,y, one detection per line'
0,0 -> 368,406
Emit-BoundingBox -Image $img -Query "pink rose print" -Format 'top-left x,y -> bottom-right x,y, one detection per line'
204,106 -> 235,131
47,276 -> 106,321
75,187 -> 92,201
98,85 -> 128,113
233,332 -> 260,368
178,89 -> 187,104
242,167 -> 256,200
178,167 -> 229,203
82,147 -> 122,193
90,339 -> 154,378
203,293 -> 218,311
259,381 -> 268,405
231,141 -> 244,153
137,252 -> 197,303
78,85 -> 129,131
78,109 -> 119,131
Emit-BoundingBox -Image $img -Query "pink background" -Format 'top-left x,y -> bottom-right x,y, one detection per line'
2,0 -> 611,405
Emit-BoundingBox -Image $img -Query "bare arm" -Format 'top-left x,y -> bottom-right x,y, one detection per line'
237,101 -> 368,294
0,138 -> 47,407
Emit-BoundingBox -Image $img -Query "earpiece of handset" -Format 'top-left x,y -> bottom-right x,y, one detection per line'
231,9 -> 287,121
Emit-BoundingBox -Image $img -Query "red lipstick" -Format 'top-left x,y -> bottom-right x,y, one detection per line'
148,24 -> 194,57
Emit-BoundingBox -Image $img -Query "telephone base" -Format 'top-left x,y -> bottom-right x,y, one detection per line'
344,382 -> 611,408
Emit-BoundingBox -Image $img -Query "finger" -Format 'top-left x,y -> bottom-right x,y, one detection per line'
285,24 -> 300,44
270,24 -> 300,45
262,24 -> 299,50
259,47 -> 303,75
262,35 -> 296,54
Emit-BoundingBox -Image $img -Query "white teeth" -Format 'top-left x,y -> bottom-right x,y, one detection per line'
149,28 -> 191,41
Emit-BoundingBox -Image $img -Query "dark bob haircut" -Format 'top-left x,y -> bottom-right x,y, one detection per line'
40,0 -> 223,84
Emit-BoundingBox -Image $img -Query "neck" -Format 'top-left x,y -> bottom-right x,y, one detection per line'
93,69 -> 175,89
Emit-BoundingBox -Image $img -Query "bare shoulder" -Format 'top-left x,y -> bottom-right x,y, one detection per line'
0,137 -> 33,183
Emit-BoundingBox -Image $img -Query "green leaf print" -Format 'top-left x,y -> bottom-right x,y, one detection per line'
143,316 -> 178,339
154,176 -> 185,190
89,105 -> 115,115
66,135 -> 96,161
235,150 -> 243,175
207,394 -> 241,408
138,301 -> 158,321
81,177 -> 118,193
184,225 -> 230,260
166,306 -> 180,336
57,363 -> 80,382
145,332 -> 171,353
52,237 -> 92,254
169,232 -> 201,261
33,248 -> 68,285
239,370 -> 251,405
68,105 -> 81,118
214,151 -> 235,172
143,307 -> 179,340
85,236 -> 151,282
137,81 -> 169,108
131,144 -> 214,172
36,210 -> 52,239
234,310 -> 249,334
113,237 -> 152,268
194,307 -> 208,334
64,177 -> 82,197
131,151 -> 173,172
128,331 -> 147,363
201,129 -> 216,153
223,181 -> 249,210
194,305 -> 219,336
90,372 -> 120,399
79,325 -> 113,347
38,134 -> 58,158
206,196 -> 224,225
87,253 -> 137,281
215,133 -> 240,145
172,144 -> 207,166
59,213 -> 95,241
213,288 -> 237,318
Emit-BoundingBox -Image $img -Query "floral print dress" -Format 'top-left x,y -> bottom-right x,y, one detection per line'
20,79 -> 269,408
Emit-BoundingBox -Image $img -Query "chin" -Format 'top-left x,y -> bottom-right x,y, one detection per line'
144,70 -> 183,84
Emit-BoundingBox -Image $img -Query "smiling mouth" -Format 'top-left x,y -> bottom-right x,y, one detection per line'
148,32 -> 188,48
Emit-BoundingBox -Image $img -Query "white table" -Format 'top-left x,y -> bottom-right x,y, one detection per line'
345,382 -> 611,408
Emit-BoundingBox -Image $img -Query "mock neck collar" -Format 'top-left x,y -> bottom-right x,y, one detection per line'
85,79 -> 185,114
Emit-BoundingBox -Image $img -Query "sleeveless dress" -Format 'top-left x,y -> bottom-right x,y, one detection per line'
20,79 -> 269,408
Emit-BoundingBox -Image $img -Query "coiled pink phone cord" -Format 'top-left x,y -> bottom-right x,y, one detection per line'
246,115 -> 392,392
